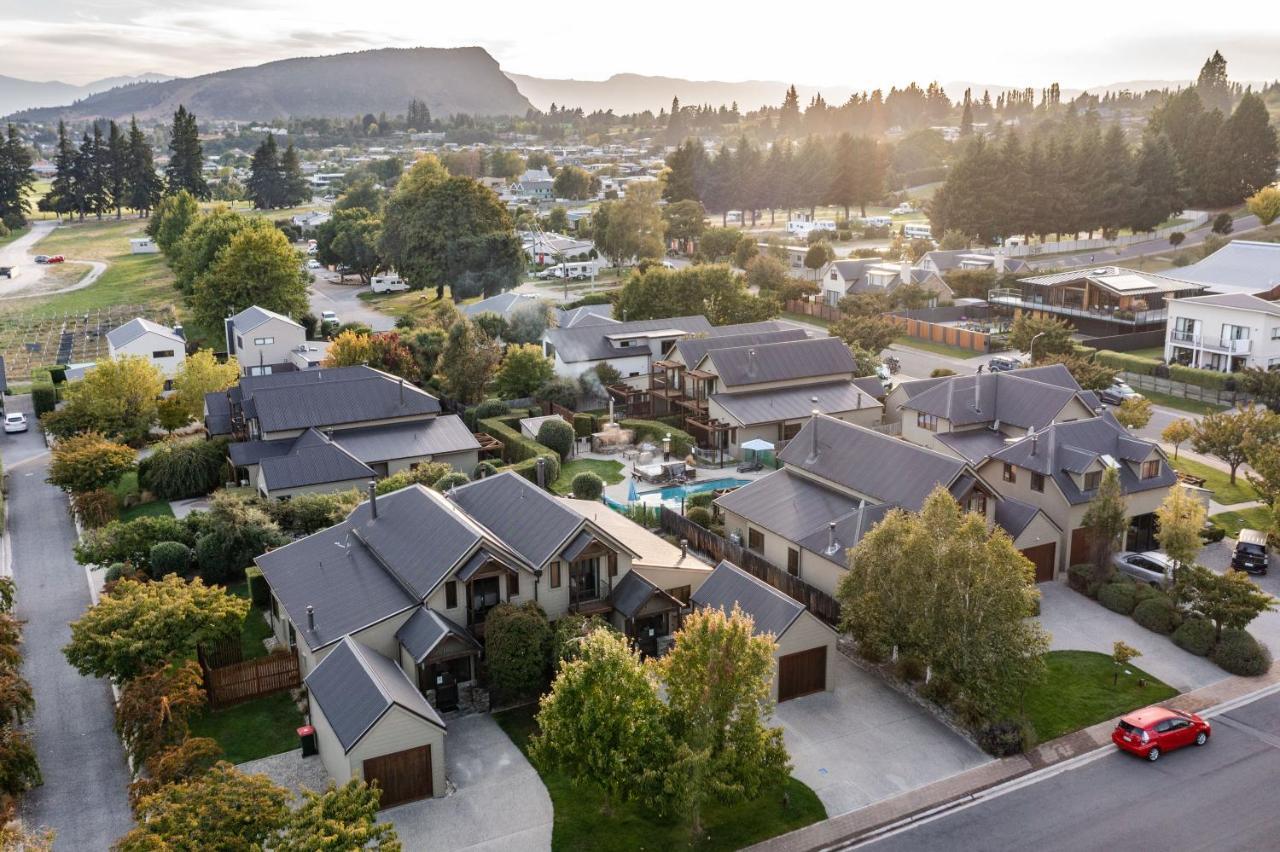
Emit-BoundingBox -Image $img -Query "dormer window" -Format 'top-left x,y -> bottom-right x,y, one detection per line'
1141,460 -> 1160,480
1084,471 -> 1102,490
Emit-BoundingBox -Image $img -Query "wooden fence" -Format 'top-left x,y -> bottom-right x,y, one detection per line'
199,649 -> 301,709
659,508 -> 841,628
784,300 -> 991,353
1122,372 -> 1253,409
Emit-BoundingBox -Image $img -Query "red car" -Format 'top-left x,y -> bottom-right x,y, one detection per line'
1112,706 -> 1210,761
46,255 -> 65,264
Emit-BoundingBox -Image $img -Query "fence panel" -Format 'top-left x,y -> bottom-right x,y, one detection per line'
200,650 -> 302,709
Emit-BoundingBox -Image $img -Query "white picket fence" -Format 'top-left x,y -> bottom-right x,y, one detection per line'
1003,211 -> 1209,258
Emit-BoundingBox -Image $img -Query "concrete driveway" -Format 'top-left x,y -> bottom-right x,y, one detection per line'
1038,582 -> 1226,693
1201,538 -> 1280,657
774,654 -> 989,817
308,271 -> 395,331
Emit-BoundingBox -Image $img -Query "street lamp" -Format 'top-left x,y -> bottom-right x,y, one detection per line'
663,433 -> 672,462
1028,331 -> 1046,365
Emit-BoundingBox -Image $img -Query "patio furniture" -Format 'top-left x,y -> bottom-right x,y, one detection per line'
635,463 -> 666,483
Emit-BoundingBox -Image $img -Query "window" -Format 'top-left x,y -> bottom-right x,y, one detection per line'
253,336 -> 275,346
830,269 -> 838,280
269,594 -> 279,619
550,561 -> 561,589
787,548 -> 800,577
151,349 -> 175,359
748,528 -> 764,552
666,585 -> 692,605
1030,472 -> 1045,493
608,552 -> 618,577
1141,460 -> 1160,480
507,572 -> 520,598
916,412 -> 938,432
1084,471 -> 1102,490
782,421 -> 803,440
287,622 -> 297,649
1272,327 -> 1280,340
1002,463 -> 1016,483
445,580 -> 457,609
967,493 -> 987,515
236,335 -> 244,349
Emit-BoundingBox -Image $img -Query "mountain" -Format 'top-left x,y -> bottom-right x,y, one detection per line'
10,48 -> 531,122
507,72 -> 857,115
0,73 -> 171,117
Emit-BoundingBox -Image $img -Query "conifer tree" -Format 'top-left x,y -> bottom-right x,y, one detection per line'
279,143 -> 309,206
246,134 -> 282,209
125,117 -> 163,216
0,124 -> 35,226
165,105 -> 209,199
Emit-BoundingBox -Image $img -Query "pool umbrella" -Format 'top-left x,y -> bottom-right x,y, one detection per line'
627,478 -> 638,503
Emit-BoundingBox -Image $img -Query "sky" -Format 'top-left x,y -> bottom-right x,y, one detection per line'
3,0 -> 1279,90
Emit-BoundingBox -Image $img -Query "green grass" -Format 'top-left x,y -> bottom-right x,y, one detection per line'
1169,456 -> 1260,505
1140,389 -> 1228,416
229,581 -> 273,661
1020,651 -> 1178,744
118,500 -> 174,523
782,310 -> 830,329
1211,506 -> 1273,538
0,225 -> 28,248
893,335 -> 982,361
494,705 -> 825,852
1125,347 -> 1167,361
551,459 -> 625,495
189,691 -> 303,765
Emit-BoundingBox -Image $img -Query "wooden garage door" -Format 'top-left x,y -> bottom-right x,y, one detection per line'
1021,543 -> 1057,584
777,646 -> 826,702
1070,528 -> 1094,566
363,745 -> 432,809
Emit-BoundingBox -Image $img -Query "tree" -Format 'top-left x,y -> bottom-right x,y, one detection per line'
530,628 -> 670,811
1212,212 -> 1234,235
165,105 -> 209,199
117,762 -> 289,850
74,515 -> 197,572
439,319 -> 501,404
1163,418 -> 1195,460
1246,186 -> 1280,229
125,117 -> 163,216
366,331 -> 417,381
115,662 -> 206,766
600,182 -> 666,265
316,206 -> 383,284
48,432 -> 136,493
1112,641 -> 1141,686
147,190 -> 198,255
191,222 -> 309,333
173,206 -> 251,294
1169,231 -> 1186,248
0,124 -> 36,226
128,737 -> 223,810
506,300 -> 552,345
552,165 -> 599,200
335,177 -> 384,214
193,492 -> 289,584
279,143 -> 309,206
543,206 -> 569,233
744,254 -> 789,295
659,605 -> 791,832
1081,467 -> 1127,572
1238,366 -> 1280,412
42,356 -> 164,444
1214,93 -> 1279,205
1036,352 -> 1116,391
323,329 -> 374,367
1155,486 -> 1207,570
45,120 -> 79,220
803,242 -> 833,284
138,438 -> 231,501
612,265 -> 778,326
0,727 -> 41,798
171,350 -> 240,424
1245,443 -> 1280,509
1193,405 -> 1280,484
1128,134 -> 1184,232
1178,564 -> 1275,642
494,344 -> 554,400
698,227 -> 744,262
64,575 -> 248,683
1009,313 -> 1074,360
830,314 -> 897,355
485,602 -> 552,699
275,780 -> 401,851
246,134 -> 283,209
537,418 -> 575,462
662,199 -> 706,246
570,471 -> 604,500
1114,396 -> 1153,430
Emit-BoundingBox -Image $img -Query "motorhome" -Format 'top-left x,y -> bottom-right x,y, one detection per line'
370,274 -> 409,293
903,223 -> 934,240
788,211 -> 837,237
537,261 -> 597,280
862,215 -> 892,228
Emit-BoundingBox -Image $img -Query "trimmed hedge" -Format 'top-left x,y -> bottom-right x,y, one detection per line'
570,471 -> 604,500
1172,617 -> 1216,656
479,416 -> 545,464
1094,350 -> 1161,376
245,565 -> 271,608
537,419 -> 575,461
1210,628 -> 1271,676
471,461 -> 499,480
506,452 -> 561,488
32,382 -> 57,417
148,541 -> 191,578
1098,580 -> 1138,615
572,412 -> 596,438
620,419 -> 695,457
1169,363 -> 1231,391
686,507 -> 713,528
1067,563 -> 1094,596
1133,595 -> 1178,634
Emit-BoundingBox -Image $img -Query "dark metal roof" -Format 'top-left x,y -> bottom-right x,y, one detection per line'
611,570 -> 682,619
396,607 -> 481,664
935,429 -> 1014,465
794,502 -> 895,567
994,497 -> 1043,540
247,368 -> 441,433
560,530 -> 595,563
711,380 -> 880,427
556,304 -> 616,328
544,316 -> 712,363
448,472 -> 583,568
107,317 -> 181,349
258,429 -> 374,490
204,392 -> 233,436
705,337 -> 856,389
851,375 -> 886,400
329,416 -> 480,463
229,305 -> 302,333
716,470 -> 860,543
305,636 -> 443,752
692,561 -> 804,638
228,438 -> 294,466
900,366 -> 1086,430
673,328 -> 806,369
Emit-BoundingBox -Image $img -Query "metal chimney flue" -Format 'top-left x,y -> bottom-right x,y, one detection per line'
306,605 -> 315,631
368,479 -> 378,519
826,521 -> 838,555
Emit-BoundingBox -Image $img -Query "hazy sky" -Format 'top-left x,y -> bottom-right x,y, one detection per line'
3,0 -> 1279,90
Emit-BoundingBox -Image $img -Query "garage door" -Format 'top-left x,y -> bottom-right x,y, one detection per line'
363,745 -> 432,808
1070,528 -> 1094,566
777,646 -> 826,702
1021,543 -> 1057,583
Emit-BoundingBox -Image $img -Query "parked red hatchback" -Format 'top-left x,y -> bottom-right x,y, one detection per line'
1113,706 -> 1210,761
46,255 -> 65,264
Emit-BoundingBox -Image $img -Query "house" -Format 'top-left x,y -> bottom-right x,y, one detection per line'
225,306 -> 307,376
521,232 -> 598,265
106,318 -> 186,378
991,267 -> 1204,335
542,315 -> 714,386
916,249 -> 1030,277
692,560 -> 838,702
1164,292 -> 1280,373
820,258 -> 953,307
513,168 -> 555,200
206,365 -> 479,497
555,303 -> 614,329
128,237 -> 160,254
292,211 -> 332,232
1157,240 -> 1280,297
757,243 -> 813,280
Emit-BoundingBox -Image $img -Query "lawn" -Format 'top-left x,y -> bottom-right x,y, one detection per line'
1020,651 -> 1178,744
1125,346 -> 1167,361
229,580 -> 273,661
189,692 -> 303,765
1169,456 -> 1259,505
0,225 -> 28,248
110,470 -> 173,522
1140,389 -> 1228,416
494,705 -> 826,852
1210,506 -> 1273,539
551,459 -> 625,495
781,310 -> 830,329
894,335 -> 980,361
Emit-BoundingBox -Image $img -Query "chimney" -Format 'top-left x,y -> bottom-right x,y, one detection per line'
856,391 -> 862,409
826,521 -> 838,555
536,457 -> 547,489
398,377 -> 405,405
368,479 -> 378,519
747,348 -> 758,380
853,499 -> 867,545
306,605 -> 315,632
973,376 -> 981,414
173,324 -> 185,340
899,255 -> 912,285
680,538 -> 688,557
1030,429 -> 1039,456
994,248 -> 1006,275
806,399 -> 821,464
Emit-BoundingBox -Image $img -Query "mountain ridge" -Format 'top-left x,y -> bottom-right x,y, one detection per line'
0,73 -> 172,117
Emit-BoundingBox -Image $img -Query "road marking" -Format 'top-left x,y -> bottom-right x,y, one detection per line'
1213,714 -> 1280,751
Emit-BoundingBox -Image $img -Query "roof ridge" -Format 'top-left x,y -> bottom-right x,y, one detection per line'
714,559 -> 801,609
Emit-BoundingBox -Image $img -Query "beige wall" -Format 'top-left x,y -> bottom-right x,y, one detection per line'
797,550 -> 848,598
260,475 -> 370,500
633,564 -> 713,596
386,449 -> 479,476
234,316 -> 305,372
900,415 -> 953,453
771,610 -> 839,702
347,706 -> 447,799
711,402 -> 882,459
310,697 -> 354,785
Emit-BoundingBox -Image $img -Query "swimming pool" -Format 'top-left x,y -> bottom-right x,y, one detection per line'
641,477 -> 751,502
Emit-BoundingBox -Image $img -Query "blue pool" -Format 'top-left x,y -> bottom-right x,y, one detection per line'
643,477 -> 751,502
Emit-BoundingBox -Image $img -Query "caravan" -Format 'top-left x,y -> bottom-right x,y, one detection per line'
537,261 -> 597,281
903,223 -> 933,240
370,274 -> 409,293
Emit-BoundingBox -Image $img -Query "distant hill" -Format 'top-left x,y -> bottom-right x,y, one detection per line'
0,73 -> 171,117
11,48 -> 532,122
507,72 -> 856,115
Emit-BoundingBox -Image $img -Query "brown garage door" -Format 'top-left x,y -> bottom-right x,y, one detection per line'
1070,528 -> 1094,566
1021,543 -> 1057,583
363,745 -> 432,809
777,646 -> 827,702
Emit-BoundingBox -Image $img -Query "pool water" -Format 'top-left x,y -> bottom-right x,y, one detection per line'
644,477 -> 751,501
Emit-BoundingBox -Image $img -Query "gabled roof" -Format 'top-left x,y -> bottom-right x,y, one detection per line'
672,328 -> 806,369
610,570 -> 683,619
107,317 -> 182,349
328,416 -> 480,463
900,366 -> 1088,430
237,366 -> 441,433
305,637 -> 444,753
716,469 -> 861,543
396,607 -> 481,665
556,304 -> 616,329
794,501 -> 895,567
935,429 -> 1016,465
462,292 -> 543,318
544,315 -> 712,363
258,428 -> 375,490
994,497 -> 1046,540
1171,292 -> 1280,316
692,561 -> 804,638
1159,240 -> 1280,294
447,472 -> 585,568
704,337 -> 857,389
229,305 -> 302,333
711,380 -> 881,427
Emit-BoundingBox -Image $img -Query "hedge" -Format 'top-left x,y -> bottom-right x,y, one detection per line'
32,382 -> 57,417
478,416 -> 562,488
620,419 -> 695,457
1094,350 -> 1161,376
1133,595 -> 1178,634
1172,617 -> 1216,656
1210,628 -> 1271,676
506,452 -> 561,488
572,412 -> 596,438
570,471 -> 604,500
245,565 -> 272,609
1098,580 -> 1138,615
1169,363 -> 1232,391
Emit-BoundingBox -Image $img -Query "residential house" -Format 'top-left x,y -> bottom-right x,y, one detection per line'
225,306 -> 307,376
513,168 -> 555,200
991,267 -> 1204,335
521,232 -> 598,265
205,365 -> 479,497
543,315 -> 715,386
462,292 -> 546,321
916,249 -> 1030,277
1158,240 -> 1280,297
820,258 -> 953,307
106,317 -> 186,379
1164,292 -> 1280,372
555,303 -> 614,328
757,243 -> 813,281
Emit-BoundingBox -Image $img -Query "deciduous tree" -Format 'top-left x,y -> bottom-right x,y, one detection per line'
1178,564 -> 1275,642
830,314 -> 898,355
1009,313 -> 1074,360
191,222 -> 309,333
1155,486 -> 1207,569
48,432 -> 136,493
275,780 -> 402,851
323,329 -> 374,367
438,319 -> 501,404
1246,186 -> 1280,229
171,349 -> 240,423
493,344 -> 555,400
1162,418 -> 1195,460
1111,641 -> 1141,685
1193,405 -> 1280,484
115,662 -> 206,766
1114,396 -> 1154,430
1081,467 -> 1128,572
600,182 -> 666,265
147,189 -> 199,255
42,356 -> 164,444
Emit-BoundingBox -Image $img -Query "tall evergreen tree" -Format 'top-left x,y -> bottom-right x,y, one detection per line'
125,117 -> 163,216
1096,125 -> 1135,236
1213,93 -> 1279,206
779,85 -> 802,136
662,139 -> 710,203
105,120 -> 128,219
280,143 -> 309,207
247,134 -> 282,209
165,105 -> 209,199
1195,50 -> 1233,113
1130,134 -> 1184,232
0,124 -> 35,226
47,120 -> 79,220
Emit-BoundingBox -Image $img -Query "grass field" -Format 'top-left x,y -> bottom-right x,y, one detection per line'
1170,456 -> 1259,505
1021,651 -> 1178,744
1125,347 -> 1167,361
1211,506 -> 1272,538
0,225 -> 28,248
551,459 -> 625,495
1141,389 -> 1228,416
494,705 -> 826,852
894,335 -> 981,361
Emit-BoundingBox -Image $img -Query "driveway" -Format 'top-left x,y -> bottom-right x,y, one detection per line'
308,271 -> 395,331
1201,538 -> 1280,657
1038,582 -> 1225,693
774,653 -> 989,817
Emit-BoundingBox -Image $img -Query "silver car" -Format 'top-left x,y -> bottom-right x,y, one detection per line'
1113,551 -> 1177,586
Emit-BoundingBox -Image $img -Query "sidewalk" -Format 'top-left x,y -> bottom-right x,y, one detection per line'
748,665 -> 1280,851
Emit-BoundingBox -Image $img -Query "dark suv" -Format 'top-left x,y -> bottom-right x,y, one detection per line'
1231,528 -> 1269,574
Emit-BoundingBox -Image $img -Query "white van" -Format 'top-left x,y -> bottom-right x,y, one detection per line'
863,216 -> 892,228
370,274 -> 409,293
903,223 -> 933,240
537,261 -> 596,280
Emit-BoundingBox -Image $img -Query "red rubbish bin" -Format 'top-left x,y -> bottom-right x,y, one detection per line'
297,724 -> 317,757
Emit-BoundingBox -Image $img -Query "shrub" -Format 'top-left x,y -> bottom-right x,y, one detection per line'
506,451 -> 561,488
686,492 -> 714,510
857,641 -> 890,664
1169,363 -> 1229,390
1210,628 -> 1271,676
75,515 -> 197,570
894,654 -> 927,682
148,541 -> 192,578
550,613 -> 612,669
1067,563 -> 1095,597
1093,350 -> 1161,376
536,377 -> 579,409
1098,580 -> 1139,615
267,490 -> 362,535
1133,595 -> 1178,634
474,398 -> 510,421
105,563 -> 127,583
619,419 -> 695,457
138,439 -> 230,500
471,461 -> 499,480
245,565 -> 271,608
976,720 -> 1031,757
930,368 -> 956,378
485,601 -> 552,700
32,383 -> 57,418
570,471 -> 604,500
1172,616 -> 1216,656
374,462 -> 451,495
433,472 -> 472,492
537,418 -> 576,461
920,675 -> 958,706
572,412 -> 595,438
686,507 -> 713,528
1199,524 -> 1227,543
72,488 -> 121,528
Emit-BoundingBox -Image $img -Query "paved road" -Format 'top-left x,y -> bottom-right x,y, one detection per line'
4,396 -> 133,847
1029,215 -> 1263,271
308,269 -> 396,331
860,689 -> 1280,852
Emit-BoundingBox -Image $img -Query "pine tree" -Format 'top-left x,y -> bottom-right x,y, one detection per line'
1096,124 -> 1135,236
960,90 -> 974,137
247,134 -> 282,209
1130,134 -> 1184,232
105,121 -> 128,219
125,117 -> 162,216
1195,50 -> 1232,113
165,105 -> 209,199
0,124 -> 35,226
779,85 -> 802,135
47,120 -> 78,220
279,143 -> 309,207
1213,93 -> 1279,206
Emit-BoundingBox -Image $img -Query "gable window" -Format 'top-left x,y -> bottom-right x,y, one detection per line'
550,561 -> 561,589
152,349 -> 175,359
1002,463 -> 1016,483
967,493 -> 987,515
445,580 -> 457,609
748,528 -> 764,553
1030,472 -> 1045,493
916,412 -> 938,432
507,572 -> 520,599
1084,471 -> 1102,490
830,269 -> 838,280
787,548 -> 800,577
1141,460 -> 1160,480
253,336 -> 275,346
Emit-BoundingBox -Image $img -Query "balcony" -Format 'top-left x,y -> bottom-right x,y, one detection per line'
988,289 -> 1166,325
1168,330 -> 1251,354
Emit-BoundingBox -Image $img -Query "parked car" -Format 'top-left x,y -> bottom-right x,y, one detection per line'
3,412 -> 27,433
1113,550 -> 1177,586
1113,706 -> 1210,762
306,259 -> 321,269
33,255 -> 49,264
988,355 -> 1020,373
45,255 -> 64,264
1231,528 -> 1269,575
1100,379 -> 1142,405
320,310 -> 339,325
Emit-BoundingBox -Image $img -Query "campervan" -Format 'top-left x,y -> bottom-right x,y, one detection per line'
370,274 -> 409,293
903,223 -> 933,240
862,215 -> 892,228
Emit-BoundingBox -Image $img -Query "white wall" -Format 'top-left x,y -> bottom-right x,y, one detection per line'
111,332 -> 186,377
232,316 -> 306,373
1165,300 -> 1280,372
